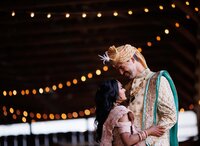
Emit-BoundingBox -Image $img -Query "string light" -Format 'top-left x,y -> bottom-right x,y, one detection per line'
156,36 -> 161,41
97,12 -> 102,17
65,13 -> 70,18
13,90 -> 17,95
147,42 -> 152,47
189,104 -> 194,110
10,108 -> 14,114
144,8 -> 149,13
2,104 -> 96,122
73,79 -> 78,84
198,100 -> 200,105
128,10 -> 133,15
23,111 -> 28,117
61,113 -> 67,119
16,110 -> 21,115
164,29 -> 169,34
39,88 -> 44,94
30,12 -> 35,18
180,108 -> 185,112
194,7 -> 199,12
13,114 -> 17,120
66,81 -> 71,87
25,89 -> 29,95
3,106 -> 6,111
21,90 -> 25,95
81,76 -> 86,82
103,65 -> 108,71
4,4 -> 198,21
45,87 -> 50,93
68,113 -> 73,119
90,108 -> 95,114
72,112 -> 78,118
159,5 -> 164,10
43,114 -> 48,120
36,113 -> 41,119
22,117 -> 26,123
82,13 -> 87,18
55,114 -> 60,119
87,73 -> 93,78
84,109 -> 90,115
79,111 -> 84,117
137,47 -> 142,52
96,69 -> 101,75
171,3 -> 176,8
186,15 -> 190,19
113,11 -> 118,16
11,11 -> 15,16
3,91 -> 7,96
32,89 -> 37,94
30,112 -> 34,118
58,83 -> 63,89
1,23 -> 184,98
3,111 -> 7,116
47,13 -> 51,18
185,1 -> 190,6
9,91 -> 12,96
175,22 -> 180,28
49,114 -> 54,120
52,85 -> 57,91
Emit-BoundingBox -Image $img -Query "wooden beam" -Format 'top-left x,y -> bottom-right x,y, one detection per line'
0,0 -> 130,10
169,41 -> 195,64
169,22 -> 198,46
172,59 -> 194,80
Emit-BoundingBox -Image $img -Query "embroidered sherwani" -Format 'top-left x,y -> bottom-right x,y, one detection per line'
126,68 -> 178,146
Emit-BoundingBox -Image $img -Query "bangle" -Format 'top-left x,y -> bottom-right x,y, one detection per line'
144,130 -> 148,137
141,131 -> 146,140
137,132 -> 142,141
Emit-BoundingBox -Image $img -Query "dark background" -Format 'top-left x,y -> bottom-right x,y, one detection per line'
0,0 -> 199,128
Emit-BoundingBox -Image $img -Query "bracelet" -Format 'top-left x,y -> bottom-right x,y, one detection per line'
141,131 -> 146,140
137,132 -> 142,141
144,130 -> 148,137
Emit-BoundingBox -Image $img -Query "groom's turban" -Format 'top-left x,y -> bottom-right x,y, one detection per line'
106,44 -> 148,68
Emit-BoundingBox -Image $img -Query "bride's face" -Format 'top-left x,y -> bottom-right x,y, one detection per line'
116,82 -> 127,103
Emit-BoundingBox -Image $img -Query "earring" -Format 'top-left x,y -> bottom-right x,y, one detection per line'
113,102 -> 120,107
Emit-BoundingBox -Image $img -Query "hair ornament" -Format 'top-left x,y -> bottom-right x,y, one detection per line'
98,51 -> 110,64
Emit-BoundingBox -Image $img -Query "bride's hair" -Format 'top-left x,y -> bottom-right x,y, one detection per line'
94,79 -> 119,142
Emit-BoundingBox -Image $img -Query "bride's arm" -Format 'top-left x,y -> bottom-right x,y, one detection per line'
118,114 -> 140,146
118,114 -> 165,146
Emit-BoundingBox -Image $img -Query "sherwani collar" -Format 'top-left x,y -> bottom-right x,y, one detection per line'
135,68 -> 151,79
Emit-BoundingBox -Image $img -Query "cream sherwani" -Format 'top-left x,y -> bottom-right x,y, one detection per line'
126,68 -> 177,146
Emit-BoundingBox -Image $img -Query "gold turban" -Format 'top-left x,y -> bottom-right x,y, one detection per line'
107,44 -> 148,68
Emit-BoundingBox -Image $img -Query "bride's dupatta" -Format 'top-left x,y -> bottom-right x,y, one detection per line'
100,105 -> 133,146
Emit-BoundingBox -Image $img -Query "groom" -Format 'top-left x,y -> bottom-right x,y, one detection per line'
99,44 -> 179,146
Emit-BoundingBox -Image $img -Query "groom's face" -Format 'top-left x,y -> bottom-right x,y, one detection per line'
114,58 -> 137,79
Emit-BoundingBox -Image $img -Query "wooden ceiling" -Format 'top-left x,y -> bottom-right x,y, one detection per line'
0,0 -> 199,124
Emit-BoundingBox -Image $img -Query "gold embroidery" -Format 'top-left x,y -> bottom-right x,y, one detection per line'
129,68 -> 153,103
130,78 -> 146,102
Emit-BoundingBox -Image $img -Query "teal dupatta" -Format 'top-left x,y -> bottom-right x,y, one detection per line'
142,70 -> 179,146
